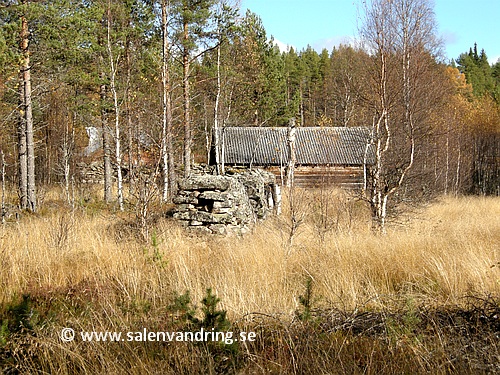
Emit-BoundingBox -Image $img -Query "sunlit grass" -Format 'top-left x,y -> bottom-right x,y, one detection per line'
1,191 -> 499,315
1,188 -> 499,374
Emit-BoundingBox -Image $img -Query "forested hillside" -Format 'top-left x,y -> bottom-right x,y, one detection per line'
0,0 -> 499,213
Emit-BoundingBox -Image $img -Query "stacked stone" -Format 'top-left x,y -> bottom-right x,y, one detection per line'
77,161 -> 106,184
233,169 -> 277,220
173,169 -> 279,235
173,175 -> 255,235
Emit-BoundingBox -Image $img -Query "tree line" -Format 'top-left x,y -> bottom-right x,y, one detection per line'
0,0 -> 498,225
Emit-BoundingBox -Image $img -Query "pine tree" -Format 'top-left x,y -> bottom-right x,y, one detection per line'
11,0 -> 36,211
230,11 -> 286,127
456,44 -> 495,98
172,0 -> 217,177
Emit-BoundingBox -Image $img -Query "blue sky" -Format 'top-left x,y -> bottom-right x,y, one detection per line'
239,0 -> 500,65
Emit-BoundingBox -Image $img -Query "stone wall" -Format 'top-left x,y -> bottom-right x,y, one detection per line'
77,161 -> 108,184
173,169 -> 280,235
77,161 -> 139,184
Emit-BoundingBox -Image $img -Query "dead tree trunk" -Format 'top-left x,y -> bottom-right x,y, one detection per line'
24,53 -> 36,212
60,119 -> 74,205
285,118 -> 296,188
125,38 -> 135,196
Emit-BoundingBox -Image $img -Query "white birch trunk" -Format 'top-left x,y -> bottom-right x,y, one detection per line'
214,43 -> 222,175
25,56 -> 36,212
161,0 -> 169,201
19,12 -> 36,211
107,4 -> 123,211
160,0 -> 176,200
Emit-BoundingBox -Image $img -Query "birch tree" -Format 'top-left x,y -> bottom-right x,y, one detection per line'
330,46 -> 366,127
212,1 -> 237,175
359,0 -> 441,232
18,0 -> 36,212
161,0 -> 175,200
173,0 -> 216,177
99,0 -> 153,208
105,0 -> 124,210
99,64 -> 113,204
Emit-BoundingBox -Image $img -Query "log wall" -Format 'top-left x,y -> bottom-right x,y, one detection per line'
264,165 -> 366,189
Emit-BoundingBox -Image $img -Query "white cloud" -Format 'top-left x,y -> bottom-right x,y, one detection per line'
312,35 -> 357,52
270,35 -> 357,54
271,38 -> 295,53
441,30 -> 459,46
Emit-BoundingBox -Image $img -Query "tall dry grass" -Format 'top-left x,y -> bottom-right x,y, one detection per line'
1,189 -> 499,374
160,193 -> 500,315
1,191 -> 499,316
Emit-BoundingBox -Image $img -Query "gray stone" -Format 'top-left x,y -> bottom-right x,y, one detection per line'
187,226 -> 213,235
173,195 -> 199,205
208,224 -> 227,235
177,220 -> 190,227
213,207 -> 231,214
172,167 -> 280,236
178,175 -> 231,191
176,203 -> 195,211
198,191 -> 230,201
174,210 -> 232,224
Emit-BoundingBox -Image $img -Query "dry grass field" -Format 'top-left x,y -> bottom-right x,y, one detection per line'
1,187 -> 499,374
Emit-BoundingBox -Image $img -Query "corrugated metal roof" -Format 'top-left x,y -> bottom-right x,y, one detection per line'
218,127 -> 374,166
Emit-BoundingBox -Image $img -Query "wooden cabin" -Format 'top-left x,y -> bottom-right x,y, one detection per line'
211,126 -> 374,189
